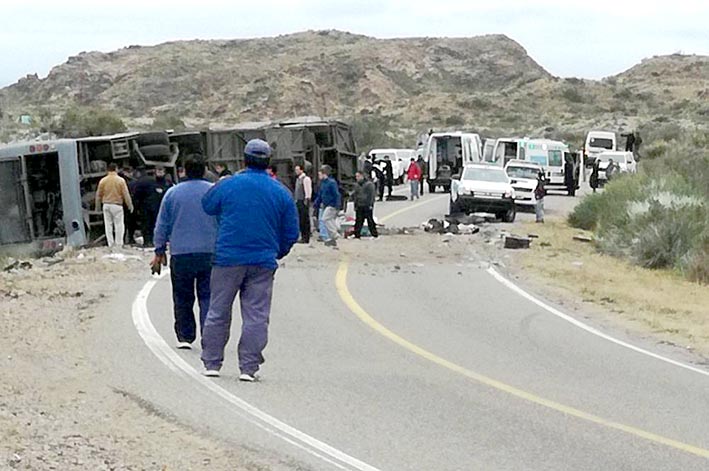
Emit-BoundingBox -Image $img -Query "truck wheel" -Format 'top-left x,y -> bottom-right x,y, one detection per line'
136,132 -> 170,147
502,206 -> 516,223
140,144 -> 172,159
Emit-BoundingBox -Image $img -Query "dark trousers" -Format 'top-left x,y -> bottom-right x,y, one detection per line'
141,208 -> 158,246
124,207 -> 138,244
354,207 -> 378,238
377,181 -> 385,201
170,253 -> 212,344
296,200 -> 310,242
420,178 -> 426,195
201,265 -> 275,374
386,179 -> 393,196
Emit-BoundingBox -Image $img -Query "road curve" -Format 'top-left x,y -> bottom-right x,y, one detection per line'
97,191 -> 709,470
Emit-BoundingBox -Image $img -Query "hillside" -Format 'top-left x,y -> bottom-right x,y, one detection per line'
1,30 -> 707,147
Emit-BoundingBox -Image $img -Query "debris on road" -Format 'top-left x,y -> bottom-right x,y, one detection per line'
3,259 -> 33,272
573,234 -> 594,243
504,235 -> 532,249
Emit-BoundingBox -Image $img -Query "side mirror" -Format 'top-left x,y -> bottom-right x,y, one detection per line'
452,174 -> 461,180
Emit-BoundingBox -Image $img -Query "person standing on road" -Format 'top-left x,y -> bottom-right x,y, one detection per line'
564,155 -> 576,197
352,171 -> 379,239
362,154 -> 373,177
406,158 -> 422,200
590,159 -> 600,193
118,166 -> 139,245
200,139 -> 299,381
606,158 -> 618,182
294,165 -> 312,244
152,156 -> 218,350
534,171 -> 546,223
133,166 -> 173,247
318,165 -> 341,248
417,155 -> 427,195
95,163 -> 134,249
372,164 -> 385,202
383,157 -> 394,198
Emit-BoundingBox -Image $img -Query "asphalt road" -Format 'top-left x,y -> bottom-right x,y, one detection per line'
95,184 -> 709,470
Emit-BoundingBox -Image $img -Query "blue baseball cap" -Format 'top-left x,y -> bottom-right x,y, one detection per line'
244,139 -> 272,158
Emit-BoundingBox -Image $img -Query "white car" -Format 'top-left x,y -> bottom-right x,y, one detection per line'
596,151 -> 637,181
450,164 -> 516,222
369,149 -> 414,184
504,160 -> 542,206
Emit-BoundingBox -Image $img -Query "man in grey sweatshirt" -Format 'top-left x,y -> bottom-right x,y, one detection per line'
352,171 -> 379,239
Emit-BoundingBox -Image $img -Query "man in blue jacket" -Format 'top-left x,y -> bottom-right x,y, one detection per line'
317,165 -> 342,248
200,139 -> 299,381
152,156 -> 217,349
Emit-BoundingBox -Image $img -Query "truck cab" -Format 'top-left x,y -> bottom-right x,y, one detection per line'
423,132 -> 482,193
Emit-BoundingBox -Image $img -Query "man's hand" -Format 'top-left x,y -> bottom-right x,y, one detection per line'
150,254 -> 167,275
304,198 -> 311,207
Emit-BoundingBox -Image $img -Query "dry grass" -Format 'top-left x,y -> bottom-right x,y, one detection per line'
511,219 -> 709,356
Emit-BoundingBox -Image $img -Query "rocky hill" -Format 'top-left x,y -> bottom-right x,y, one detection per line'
1,30 -> 707,147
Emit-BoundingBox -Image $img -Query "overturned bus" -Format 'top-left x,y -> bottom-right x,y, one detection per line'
0,132 -> 179,251
170,117 -> 358,194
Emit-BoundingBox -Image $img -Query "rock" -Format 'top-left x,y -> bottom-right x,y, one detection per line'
571,261 -> 584,267
504,235 -> 531,249
441,234 -> 454,243
528,234 -> 539,239
573,235 -> 594,243
3,259 -> 33,272
540,241 -> 552,247
394,265 -> 401,270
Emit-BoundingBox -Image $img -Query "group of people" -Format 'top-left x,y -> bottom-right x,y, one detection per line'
361,154 -> 429,202
95,164 -> 174,249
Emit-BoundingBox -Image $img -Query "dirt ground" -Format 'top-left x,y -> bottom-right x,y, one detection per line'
2,215 -> 707,470
0,249 -> 308,471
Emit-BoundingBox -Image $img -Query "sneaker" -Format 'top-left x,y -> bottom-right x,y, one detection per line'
239,373 -> 259,382
203,369 -> 221,378
176,341 -> 192,350
324,239 -> 338,247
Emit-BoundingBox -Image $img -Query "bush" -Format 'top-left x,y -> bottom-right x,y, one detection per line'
55,106 -> 127,137
349,114 -> 402,151
569,138 -> 709,283
151,112 -> 186,131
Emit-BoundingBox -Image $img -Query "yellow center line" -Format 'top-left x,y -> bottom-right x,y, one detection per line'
335,260 -> 709,459
379,195 -> 447,223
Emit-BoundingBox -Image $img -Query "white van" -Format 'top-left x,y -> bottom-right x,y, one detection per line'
423,132 -> 482,192
368,149 -> 414,184
584,131 -> 616,165
596,151 -> 637,181
492,138 -> 569,187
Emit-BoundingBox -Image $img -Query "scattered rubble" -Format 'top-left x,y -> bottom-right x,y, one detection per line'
504,235 -> 532,250
3,259 -> 33,272
573,235 -> 594,243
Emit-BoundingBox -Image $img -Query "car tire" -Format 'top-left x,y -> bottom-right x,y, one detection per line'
136,132 -> 170,147
502,206 -> 516,223
139,144 -> 172,159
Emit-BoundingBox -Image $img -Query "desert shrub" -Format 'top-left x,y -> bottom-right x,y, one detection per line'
445,115 -> 465,127
349,114 -> 402,151
569,138 -> 708,283
55,106 -> 127,137
561,87 -> 586,103
151,112 -> 186,131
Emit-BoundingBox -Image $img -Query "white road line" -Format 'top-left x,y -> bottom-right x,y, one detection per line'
132,275 -> 381,471
487,267 -> 709,378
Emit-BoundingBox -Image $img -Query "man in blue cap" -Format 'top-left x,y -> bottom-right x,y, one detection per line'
200,139 -> 299,381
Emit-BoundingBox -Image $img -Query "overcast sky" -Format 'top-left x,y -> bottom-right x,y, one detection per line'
2,0 -> 708,87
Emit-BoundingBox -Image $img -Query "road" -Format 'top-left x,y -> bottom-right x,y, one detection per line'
94,184 -> 709,470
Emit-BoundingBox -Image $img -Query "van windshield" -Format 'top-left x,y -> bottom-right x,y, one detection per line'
548,150 -> 563,167
589,137 -> 614,149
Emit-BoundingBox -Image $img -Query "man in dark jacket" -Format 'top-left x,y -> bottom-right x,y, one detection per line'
372,164 -> 385,202
200,139 -> 299,381
564,156 -> 576,197
352,171 -> 378,239
383,157 -> 394,197
417,155 -> 428,195
132,166 -> 173,247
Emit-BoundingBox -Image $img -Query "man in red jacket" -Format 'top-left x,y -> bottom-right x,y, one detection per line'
406,158 -> 422,200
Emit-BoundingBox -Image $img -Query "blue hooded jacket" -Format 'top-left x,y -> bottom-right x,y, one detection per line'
318,176 -> 341,209
202,168 -> 299,269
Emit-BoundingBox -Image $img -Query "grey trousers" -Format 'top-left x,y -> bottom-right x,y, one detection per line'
535,198 -> 545,222
200,265 -> 275,375
322,206 -> 339,241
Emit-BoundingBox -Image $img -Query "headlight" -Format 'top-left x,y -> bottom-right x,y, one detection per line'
504,190 -> 514,199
